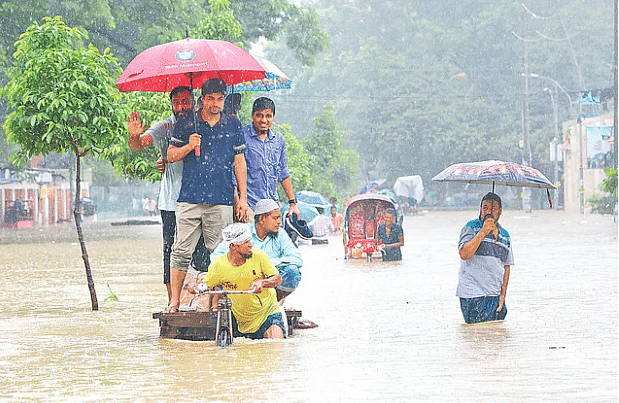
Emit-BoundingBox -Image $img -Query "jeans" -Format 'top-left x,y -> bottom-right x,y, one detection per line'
459,296 -> 507,324
276,264 -> 302,292
241,313 -> 287,339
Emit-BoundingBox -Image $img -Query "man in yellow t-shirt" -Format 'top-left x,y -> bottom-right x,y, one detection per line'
204,223 -> 285,339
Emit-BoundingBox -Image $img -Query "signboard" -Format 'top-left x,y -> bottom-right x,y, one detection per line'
586,126 -> 613,168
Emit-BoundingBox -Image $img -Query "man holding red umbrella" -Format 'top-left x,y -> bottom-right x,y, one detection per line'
127,86 -> 210,304
165,78 -> 248,313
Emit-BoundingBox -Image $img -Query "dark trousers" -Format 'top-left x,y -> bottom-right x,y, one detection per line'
160,210 -> 210,284
459,296 -> 507,324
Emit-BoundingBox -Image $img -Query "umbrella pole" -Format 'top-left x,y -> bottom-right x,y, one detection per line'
190,71 -> 199,156
185,29 -> 196,134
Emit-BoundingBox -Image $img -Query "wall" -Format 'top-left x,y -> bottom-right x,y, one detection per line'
562,112 -> 615,214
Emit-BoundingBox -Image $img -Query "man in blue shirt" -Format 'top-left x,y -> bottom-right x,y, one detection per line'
126,86 -> 209,304
457,192 -> 513,324
164,78 -> 248,313
242,97 -> 300,217
211,198 -> 303,303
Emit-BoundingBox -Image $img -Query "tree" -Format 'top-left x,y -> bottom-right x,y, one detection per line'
231,0 -> 327,67
303,103 -> 359,199
277,123 -> 312,196
192,0 -> 242,43
103,92 -> 170,182
587,167 -> 618,214
3,16 -> 127,311
274,0 -> 614,200
104,0 -> 244,183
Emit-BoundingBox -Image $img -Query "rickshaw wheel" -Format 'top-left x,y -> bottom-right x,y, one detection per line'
218,327 -> 230,348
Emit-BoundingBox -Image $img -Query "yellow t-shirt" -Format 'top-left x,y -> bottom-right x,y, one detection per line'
204,248 -> 280,334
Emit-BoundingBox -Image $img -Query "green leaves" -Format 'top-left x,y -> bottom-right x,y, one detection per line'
193,0 -> 242,43
102,91 -> 170,182
3,16 -> 126,162
303,103 -> 360,198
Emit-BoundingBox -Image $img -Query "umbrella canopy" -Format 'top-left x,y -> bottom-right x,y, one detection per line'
232,53 -> 292,92
280,201 -> 319,222
393,175 -> 424,201
116,38 -> 265,92
360,178 -> 386,194
343,193 -> 397,209
295,191 -> 330,208
431,160 -> 556,190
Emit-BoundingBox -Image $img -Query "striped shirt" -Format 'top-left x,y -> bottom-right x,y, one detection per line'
456,218 -> 514,298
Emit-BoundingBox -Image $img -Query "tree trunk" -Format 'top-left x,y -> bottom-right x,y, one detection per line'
73,153 -> 99,311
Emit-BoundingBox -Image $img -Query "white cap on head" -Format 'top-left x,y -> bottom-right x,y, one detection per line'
253,199 -> 280,216
222,223 -> 252,245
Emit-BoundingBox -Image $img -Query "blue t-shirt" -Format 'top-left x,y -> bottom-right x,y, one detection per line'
170,112 -> 245,205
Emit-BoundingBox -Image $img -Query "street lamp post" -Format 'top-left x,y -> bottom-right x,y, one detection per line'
544,87 -> 561,205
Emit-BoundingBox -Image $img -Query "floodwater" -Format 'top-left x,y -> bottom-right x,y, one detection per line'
0,210 -> 616,402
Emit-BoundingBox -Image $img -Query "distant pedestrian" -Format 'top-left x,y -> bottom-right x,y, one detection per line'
376,208 -> 404,261
329,206 -> 344,233
308,207 -> 334,238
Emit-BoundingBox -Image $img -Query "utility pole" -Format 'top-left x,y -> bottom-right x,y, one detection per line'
521,12 -> 533,212
614,0 -> 618,168
545,86 -> 560,204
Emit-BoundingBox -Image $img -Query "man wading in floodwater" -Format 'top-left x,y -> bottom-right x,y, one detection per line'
456,192 -> 513,324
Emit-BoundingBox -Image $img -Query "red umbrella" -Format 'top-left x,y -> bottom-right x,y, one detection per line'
116,38 -> 265,92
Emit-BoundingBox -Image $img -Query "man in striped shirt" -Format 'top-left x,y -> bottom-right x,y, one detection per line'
457,192 -> 513,324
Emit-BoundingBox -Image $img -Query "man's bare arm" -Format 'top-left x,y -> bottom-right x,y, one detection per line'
167,134 -> 200,163
250,274 -> 282,293
497,265 -> 510,311
127,111 -> 153,151
281,176 -> 301,217
459,219 -> 496,260
233,153 -> 248,220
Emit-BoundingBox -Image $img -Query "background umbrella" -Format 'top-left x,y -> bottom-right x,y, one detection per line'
432,160 -> 556,190
280,201 -> 319,222
360,178 -> 386,194
116,38 -> 265,92
432,160 -> 556,207
295,190 -> 330,208
232,53 -> 292,92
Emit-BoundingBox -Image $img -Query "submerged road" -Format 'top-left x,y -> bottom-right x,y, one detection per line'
0,209 -> 616,402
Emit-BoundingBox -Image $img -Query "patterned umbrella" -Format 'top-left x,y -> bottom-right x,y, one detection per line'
432,160 -> 556,207
432,160 -> 556,190
232,53 -> 292,92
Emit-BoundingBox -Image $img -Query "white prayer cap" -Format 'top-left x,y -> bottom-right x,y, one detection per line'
253,199 -> 280,216
222,223 -> 252,245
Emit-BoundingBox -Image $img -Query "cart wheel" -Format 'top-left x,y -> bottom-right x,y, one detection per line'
218,327 -> 230,348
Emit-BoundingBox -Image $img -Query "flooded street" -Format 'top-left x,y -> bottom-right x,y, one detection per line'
0,210 -> 616,402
